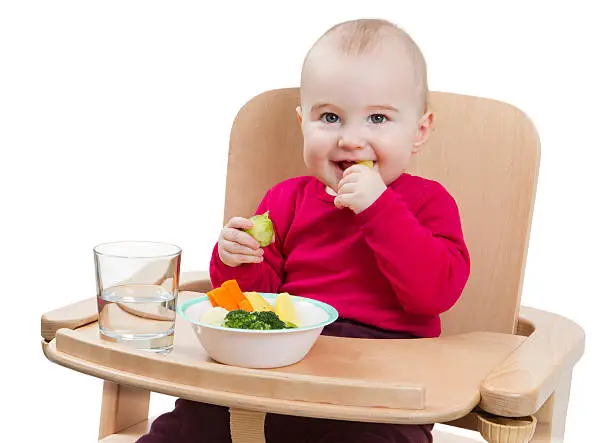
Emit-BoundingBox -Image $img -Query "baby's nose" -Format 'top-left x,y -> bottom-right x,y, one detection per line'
338,131 -> 365,150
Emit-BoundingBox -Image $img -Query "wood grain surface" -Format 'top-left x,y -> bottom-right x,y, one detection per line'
44,293 -> 525,424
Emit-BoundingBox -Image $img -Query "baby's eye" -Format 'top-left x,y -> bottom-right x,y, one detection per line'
369,114 -> 388,124
321,112 -> 340,124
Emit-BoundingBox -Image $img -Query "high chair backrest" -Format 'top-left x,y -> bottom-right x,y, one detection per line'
223,88 -> 540,336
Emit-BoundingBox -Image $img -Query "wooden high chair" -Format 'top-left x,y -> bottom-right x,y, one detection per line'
41,89 -> 585,443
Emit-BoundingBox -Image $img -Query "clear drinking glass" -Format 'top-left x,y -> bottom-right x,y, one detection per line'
94,241 -> 181,353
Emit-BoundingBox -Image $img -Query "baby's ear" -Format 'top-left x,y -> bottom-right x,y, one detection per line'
412,111 -> 435,153
296,106 -> 303,126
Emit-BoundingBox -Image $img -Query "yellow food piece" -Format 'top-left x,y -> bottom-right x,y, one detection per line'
358,160 -> 374,168
275,292 -> 299,326
243,291 -> 274,312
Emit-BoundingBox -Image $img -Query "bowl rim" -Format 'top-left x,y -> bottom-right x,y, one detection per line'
178,292 -> 339,334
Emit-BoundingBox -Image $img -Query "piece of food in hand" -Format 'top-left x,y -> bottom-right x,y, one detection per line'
200,306 -> 229,326
358,160 -> 374,168
275,292 -> 299,327
222,309 -> 290,330
243,211 -> 275,247
244,291 -> 275,312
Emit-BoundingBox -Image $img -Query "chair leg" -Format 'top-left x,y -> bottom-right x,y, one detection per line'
531,369 -> 572,443
229,408 -> 267,443
99,380 -> 151,440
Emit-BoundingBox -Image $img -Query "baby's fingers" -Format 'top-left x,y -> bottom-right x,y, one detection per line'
218,248 -> 264,267
232,253 -> 265,264
221,226 -> 261,250
337,181 -> 357,196
334,193 -> 350,210
337,174 -> 359,191
220,239 -> 264,257
225,217 -> 253,230
342,164 -> 366,177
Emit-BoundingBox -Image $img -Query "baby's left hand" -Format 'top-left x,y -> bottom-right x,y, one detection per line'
334,164 -> 387,214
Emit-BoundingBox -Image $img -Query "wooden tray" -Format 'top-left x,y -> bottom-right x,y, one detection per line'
43,292 -> 525,425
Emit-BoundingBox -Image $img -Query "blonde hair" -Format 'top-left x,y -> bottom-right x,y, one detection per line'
301,19 -> 429,115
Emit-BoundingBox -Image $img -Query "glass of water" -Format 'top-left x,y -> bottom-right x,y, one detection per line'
94,241 -> 181,353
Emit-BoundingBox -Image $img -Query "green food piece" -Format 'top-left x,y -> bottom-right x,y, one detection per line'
222,310 -> 255,329
254,310 -> 288,330
222,309 -> 290,330
284,321 -> 298,329
244,211 -> 275,247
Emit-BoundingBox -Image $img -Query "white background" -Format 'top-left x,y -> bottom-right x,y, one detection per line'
1,1 -> 610,441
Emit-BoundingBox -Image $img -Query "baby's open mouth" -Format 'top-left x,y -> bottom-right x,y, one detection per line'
336,160 -> 376,171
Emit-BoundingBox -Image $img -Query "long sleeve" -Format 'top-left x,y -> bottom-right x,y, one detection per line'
209,191 -> 286,292
354,183 -> 470,316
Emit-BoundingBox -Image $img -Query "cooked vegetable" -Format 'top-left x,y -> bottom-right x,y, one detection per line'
243,211 -> 275,247
200,306 -> 229,326
222,310 -> 254,329
238,299 -> 254,312
244,291 -> 274,312
207,287 -> 238,311
222,309 -> 295,330
207,289 -> 219,307
208,280 -> 252,311
203,282 -> 301,330
275,292 -> 299,327
222,279 -> 248,305
256,310 -> 294,329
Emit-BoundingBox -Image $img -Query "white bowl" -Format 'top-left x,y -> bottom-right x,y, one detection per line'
178,293 -> 339,368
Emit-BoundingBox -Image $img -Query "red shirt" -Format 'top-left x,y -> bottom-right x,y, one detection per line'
210,174 -> 470,337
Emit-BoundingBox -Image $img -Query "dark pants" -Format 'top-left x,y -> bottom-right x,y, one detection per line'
137,320 -> 433,443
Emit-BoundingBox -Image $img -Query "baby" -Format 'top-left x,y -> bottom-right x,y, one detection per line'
139,18 -> 470,443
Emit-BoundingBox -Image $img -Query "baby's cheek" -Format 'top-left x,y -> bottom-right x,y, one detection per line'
378,148 -> 412,184
304,133 -> 334,160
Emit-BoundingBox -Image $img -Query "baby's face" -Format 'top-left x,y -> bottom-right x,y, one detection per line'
298,41 -> 428,192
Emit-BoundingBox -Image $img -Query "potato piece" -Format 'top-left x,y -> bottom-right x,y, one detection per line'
244,291 -> 274,312
275,292 -> 299,326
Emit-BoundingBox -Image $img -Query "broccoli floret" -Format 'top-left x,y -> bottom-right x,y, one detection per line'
223,310 -> 255,329
254,311 -> 287,329
222,309 -> 291,330
248,320 -> 272,330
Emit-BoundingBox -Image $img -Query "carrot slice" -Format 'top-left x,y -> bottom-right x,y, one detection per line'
238,298 -> 254,312
222,279 -> 246,305
207,289 -> 219,307
210,287 -> 238,310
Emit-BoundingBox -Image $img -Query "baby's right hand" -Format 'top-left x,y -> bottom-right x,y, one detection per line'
218,217 -> 265,267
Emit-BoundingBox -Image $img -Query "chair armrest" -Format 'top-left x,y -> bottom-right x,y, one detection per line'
479,306 -> 585,416
179,270 -> 213,293
41,298 -> 98,342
